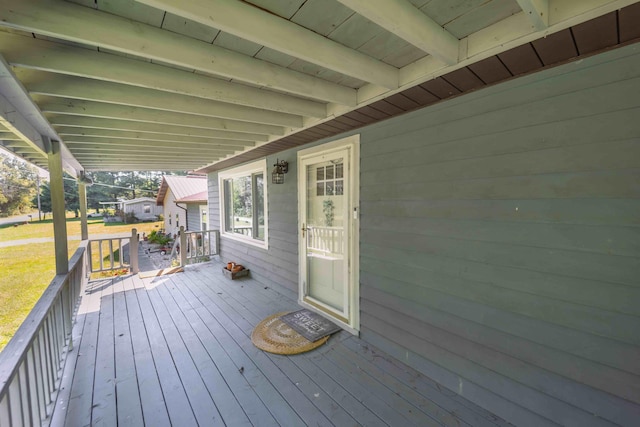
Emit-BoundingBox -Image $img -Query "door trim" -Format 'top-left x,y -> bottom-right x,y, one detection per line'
297,134 -> 360,335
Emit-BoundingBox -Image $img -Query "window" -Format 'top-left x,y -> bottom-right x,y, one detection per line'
219,160 -> 268,248
316,162 -> 343,196
143,204 -> 151,214
201,206 -> 207,231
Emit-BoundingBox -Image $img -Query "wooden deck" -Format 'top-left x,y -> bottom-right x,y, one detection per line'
51,261 -> 510,427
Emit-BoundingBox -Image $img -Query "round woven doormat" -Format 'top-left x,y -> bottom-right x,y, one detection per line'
251,312 -> 329,355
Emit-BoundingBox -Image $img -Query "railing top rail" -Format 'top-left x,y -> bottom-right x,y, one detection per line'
87,232 -> 131,241
0,242 -> 87,396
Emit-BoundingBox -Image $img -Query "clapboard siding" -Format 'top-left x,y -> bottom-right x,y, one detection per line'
207,158 -> 300,298
358,44 -> 640,426
360,199 -> 640,226
203,44 -> 640,426
186,203 -> 202,231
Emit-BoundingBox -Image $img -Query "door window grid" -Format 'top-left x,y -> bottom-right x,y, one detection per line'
316,163 -> 343,196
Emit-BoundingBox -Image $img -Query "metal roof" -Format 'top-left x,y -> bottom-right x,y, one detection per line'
0,0 -> 638,175
156,175 -> 208,205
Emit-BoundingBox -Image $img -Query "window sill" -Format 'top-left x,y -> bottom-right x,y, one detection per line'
221,232 -> 268,250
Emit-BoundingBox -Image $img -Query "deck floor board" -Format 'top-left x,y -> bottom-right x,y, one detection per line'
52,261 -> 511,427
121,274 -> 170,427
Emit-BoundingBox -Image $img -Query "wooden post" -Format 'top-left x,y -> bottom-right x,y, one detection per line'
130,228 -> 139,274
46,137 -> 69,275
179,226 -> 187,267
78,182 -> 88,241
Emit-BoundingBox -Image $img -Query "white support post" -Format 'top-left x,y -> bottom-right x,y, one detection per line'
78,182 -> 88,241
130,228 -> 139,274
179,226 -> 187,267
46,137 -> 69,275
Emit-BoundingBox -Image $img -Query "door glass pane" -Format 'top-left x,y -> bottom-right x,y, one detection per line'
306,158 -> 345,312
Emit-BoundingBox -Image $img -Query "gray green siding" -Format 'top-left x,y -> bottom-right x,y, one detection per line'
358,45 -> 640,427
186,203 -> 205,231
208,44 -> 640,426
207,169 -> 300,300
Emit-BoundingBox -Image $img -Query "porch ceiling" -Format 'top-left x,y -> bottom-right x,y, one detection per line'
0,0 -> 638,174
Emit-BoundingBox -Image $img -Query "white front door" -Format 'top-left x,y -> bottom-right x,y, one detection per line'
298,136 -> 359,334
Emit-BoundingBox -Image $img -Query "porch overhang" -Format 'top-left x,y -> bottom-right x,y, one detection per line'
0,0 -> 638,174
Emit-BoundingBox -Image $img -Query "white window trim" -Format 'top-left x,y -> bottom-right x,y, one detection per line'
218,159 -> 268,249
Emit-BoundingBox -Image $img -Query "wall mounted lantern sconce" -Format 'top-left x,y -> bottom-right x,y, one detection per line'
272,159 -> 289,184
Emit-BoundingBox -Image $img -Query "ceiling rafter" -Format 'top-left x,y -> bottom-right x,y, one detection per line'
0,31 -> 327,118
334,0 -> 459,65
17,69 -> 302,128
71,146 -> 233,156
515,0 -> 549,30
135,0 -> 399,89
55,126 -> 268,143
38,99 -> 287,136
62,134 -> 251,148
0,0 -> 356,106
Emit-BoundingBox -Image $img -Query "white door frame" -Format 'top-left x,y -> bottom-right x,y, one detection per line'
297,134 -> 360,335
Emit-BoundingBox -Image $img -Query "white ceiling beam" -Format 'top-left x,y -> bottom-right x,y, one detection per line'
37,98 -> 286,136
84,166 -> 198,172
72,148 -> 227,156
64,139 -> 245,152
55,125 -> 267,143
73,154 -> 228,162
0,0 -> 355,106
136,0 -> 399,89
515,0 -> 549,30
69,143 -> 243,158
0,32 -> 327,118
335,0 -> 459,65
0,56 -> 82,174
16,69 -> 302,128
71,149 -> 233,158
62,135 -> 250,149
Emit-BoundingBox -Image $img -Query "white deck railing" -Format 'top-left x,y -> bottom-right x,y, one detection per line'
178,228 -> 220,266
87,229 -> 139,274
0,242 -> 88,427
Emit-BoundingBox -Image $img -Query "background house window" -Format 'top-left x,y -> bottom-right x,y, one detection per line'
219,160 -> 267,248
143,204 -> 151,214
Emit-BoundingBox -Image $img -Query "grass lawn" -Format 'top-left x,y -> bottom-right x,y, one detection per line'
0,213 -> 163,351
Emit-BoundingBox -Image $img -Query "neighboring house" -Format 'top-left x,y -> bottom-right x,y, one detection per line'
121,197 -> 162,222
98,197 -> 162,222
156,175 -> 208,236
176,190 -> 208,232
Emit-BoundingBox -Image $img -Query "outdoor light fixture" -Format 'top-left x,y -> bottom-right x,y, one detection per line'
272,159 -> 289,184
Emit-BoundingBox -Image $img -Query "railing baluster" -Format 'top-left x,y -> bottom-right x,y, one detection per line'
108,240 -> 114,270
26,348 -> 41,426
44,318 -> 55,399
18,360 -> 31,426
8,374 -> 23,426
0,392 -> 10,426
119,238 -> 124,267
36,329 -> 50,410
98,240 -> 104,271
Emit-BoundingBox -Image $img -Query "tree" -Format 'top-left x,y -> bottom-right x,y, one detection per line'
36,173 -> 80,217
0,155 -> 38,216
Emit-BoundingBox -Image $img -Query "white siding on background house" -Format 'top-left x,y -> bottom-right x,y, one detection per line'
162,188 -> 185,236
208,44 -> 640,426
